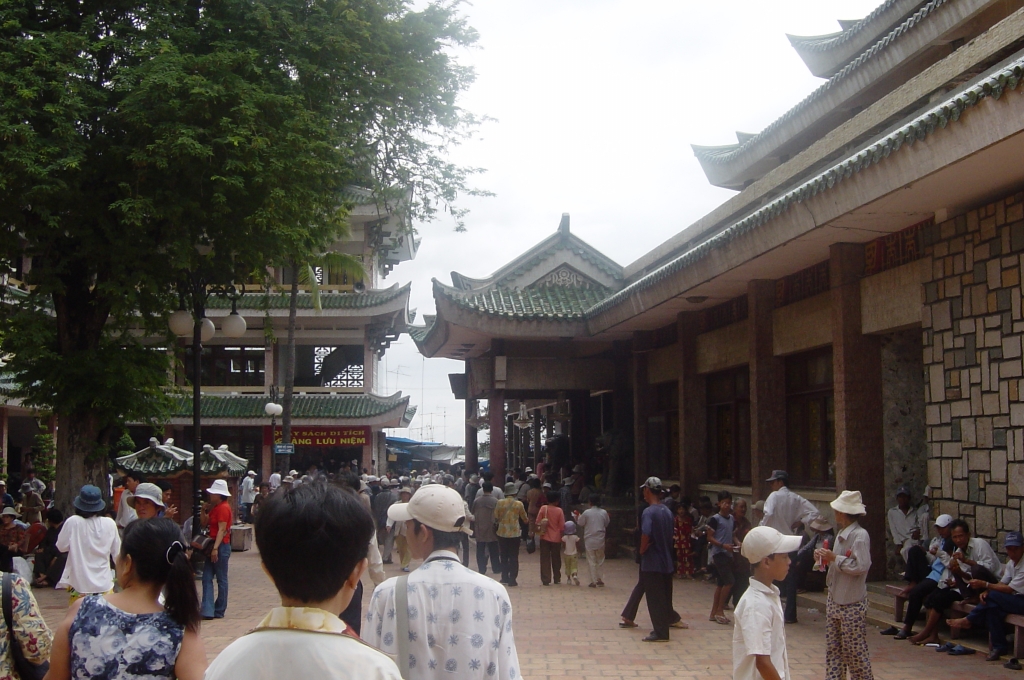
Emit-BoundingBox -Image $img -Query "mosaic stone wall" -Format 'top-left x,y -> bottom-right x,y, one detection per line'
922,187 -> 1024,549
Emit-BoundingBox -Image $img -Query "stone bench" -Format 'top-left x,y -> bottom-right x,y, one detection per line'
887,583 -> 1024,657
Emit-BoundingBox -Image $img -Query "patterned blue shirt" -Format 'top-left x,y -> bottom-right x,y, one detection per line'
365,550 -> 521,680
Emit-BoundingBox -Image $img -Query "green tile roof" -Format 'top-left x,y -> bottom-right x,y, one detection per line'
205,284 -> 409,311
436,280 -> 610,320
592,56 -> 1024,318
787,0 -> 908,53
116,440 -> 249,476
694,0 -> 952,166
170,392 -> 409,420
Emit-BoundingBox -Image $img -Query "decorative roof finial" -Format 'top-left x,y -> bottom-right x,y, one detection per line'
558,213 -> 570,236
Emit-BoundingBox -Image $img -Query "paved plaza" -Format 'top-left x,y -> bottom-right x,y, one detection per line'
28,544 -> 1019,679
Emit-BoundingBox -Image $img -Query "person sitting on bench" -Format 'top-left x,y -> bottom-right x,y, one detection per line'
909,519 -> 1001,646
880,514 -> 954,638
947,531 -> 1024,662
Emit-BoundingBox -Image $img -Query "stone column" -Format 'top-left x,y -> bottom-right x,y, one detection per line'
677,312 -> 707,499
748,280 -> 787,504
506,413 -> 516,475
489,391 -> 506,483
831,243 -> 886,580
465,398 -> 479,472
633,338 -> 650,494
361,436 -> 373,474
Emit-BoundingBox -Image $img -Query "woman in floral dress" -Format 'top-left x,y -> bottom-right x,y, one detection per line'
46,518 -> 206,680
674,499 -> 695,578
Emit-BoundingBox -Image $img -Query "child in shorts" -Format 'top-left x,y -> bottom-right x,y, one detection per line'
562,521 -> 580,586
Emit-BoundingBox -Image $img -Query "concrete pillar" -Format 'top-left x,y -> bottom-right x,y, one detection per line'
677,313 -> 706,499
264,345 -> 276,389
489,391 -> 506,483
633,337 -> 649,494
748,280 -> 787,504
830,243 -> 886,580
465,398 -> 479,472
361,436 -> 373,474
506,413 -> 515,475
570,391 -> 588,466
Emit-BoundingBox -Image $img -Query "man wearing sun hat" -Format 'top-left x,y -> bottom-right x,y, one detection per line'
814,490 -> 873,680
365,484 -> 522,680
202,478 -> 233,620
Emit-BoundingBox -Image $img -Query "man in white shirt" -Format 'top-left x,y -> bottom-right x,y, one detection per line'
205,481 -> 401,680
268,469 -> 282,492
886,486 -> 922,563
115,471 -> 142,531
759,470 -> 820,624
948,530 -> 1024,661
366,485 -> 521,680
240,471 -> 257,522
575,495 -> 610,587
734,526 -> 802,680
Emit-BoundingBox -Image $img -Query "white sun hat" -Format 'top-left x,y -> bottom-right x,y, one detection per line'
206,479 -> 232,497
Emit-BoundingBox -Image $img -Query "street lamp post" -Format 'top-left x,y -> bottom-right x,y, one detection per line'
169,278 -> 246,538
265,385 -> 282,472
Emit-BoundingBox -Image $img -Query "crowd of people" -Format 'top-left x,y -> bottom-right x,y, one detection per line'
0,459 -> 1019,679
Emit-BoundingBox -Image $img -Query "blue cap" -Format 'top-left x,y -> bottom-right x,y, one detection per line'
1005,531 -> 1024,548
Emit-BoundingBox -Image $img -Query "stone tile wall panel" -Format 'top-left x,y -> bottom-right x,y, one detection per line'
923,187 -> 1024,549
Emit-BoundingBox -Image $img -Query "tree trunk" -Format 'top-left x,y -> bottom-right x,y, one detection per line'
281,261 -> 299,445
54,411 -> 108,515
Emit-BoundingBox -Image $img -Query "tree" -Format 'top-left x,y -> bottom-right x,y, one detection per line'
0,0 -> 483,511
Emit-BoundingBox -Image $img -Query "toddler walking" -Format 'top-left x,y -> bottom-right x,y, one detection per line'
562,521 -> 581,585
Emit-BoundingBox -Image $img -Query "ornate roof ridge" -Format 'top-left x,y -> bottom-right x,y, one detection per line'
434,278 -> 611,320
786,0 -> 925,54
693,0 -> 952,167
447,219 -> 623,292
168,391 -> 410,419
206,282 -> 410,310
592,56 -> 1024,318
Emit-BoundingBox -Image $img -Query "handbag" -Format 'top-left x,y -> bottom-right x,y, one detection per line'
2,573 -> 48,680
525,536 -> 536,554
536,505 -> 549,536
190,533 -> 215,558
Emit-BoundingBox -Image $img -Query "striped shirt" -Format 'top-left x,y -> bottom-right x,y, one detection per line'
826,521 -> 872,605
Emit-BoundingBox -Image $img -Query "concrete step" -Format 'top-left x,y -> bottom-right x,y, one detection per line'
866,580 -> 904,597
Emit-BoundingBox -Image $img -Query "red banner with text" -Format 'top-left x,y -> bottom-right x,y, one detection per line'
262,426 -> 371,447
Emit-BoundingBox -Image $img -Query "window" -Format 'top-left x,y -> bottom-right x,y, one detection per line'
785,349 -> 835,487
705,367 -> 750,484
295,345 -> 364,387
185,346 -> 265,387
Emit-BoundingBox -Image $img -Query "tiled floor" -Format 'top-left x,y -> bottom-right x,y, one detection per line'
32,545 -> 1019,678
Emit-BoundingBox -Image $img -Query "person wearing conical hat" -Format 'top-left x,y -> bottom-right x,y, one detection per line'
814,490 -> 873,680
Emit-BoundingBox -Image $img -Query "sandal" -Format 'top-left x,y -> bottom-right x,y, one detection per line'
618,620 -> 638,628
1004,658 -> 1023,671
714,615 -> 731,625
670,621 -> 689,629
935,642 -> 955,652
948,644 -> 976,655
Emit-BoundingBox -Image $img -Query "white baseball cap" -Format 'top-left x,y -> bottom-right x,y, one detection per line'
741,526 -> 802,563
934,514 -> 954,528
388,485 -> 466,533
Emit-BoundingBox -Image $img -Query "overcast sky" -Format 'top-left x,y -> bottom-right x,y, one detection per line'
380,0 -> 884,445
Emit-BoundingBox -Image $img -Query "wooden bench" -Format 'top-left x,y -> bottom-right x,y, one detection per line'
887,583 -> 1024,657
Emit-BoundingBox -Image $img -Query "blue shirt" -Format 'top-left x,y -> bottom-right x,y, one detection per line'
640,503 -> 674,573
707,513 -> 735,559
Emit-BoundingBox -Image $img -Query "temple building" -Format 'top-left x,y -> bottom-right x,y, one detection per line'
148,189 -> 418,478
413,0 -> 1024,577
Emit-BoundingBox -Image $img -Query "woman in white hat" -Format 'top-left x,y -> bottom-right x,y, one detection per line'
201,479 -> 233,620
814,490 -> 873,680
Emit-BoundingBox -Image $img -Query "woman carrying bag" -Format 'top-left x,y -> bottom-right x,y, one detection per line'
0,572 -> 51,679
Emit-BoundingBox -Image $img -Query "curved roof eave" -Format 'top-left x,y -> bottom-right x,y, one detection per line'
590,56 -> 1024,326
692,0 -> 959,181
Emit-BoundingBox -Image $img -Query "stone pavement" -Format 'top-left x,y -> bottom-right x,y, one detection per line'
30,546 -> 1019,679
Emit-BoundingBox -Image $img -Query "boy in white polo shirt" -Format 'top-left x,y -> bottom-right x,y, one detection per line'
733,526 -> 802,680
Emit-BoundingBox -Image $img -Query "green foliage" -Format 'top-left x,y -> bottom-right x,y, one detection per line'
31,430 -> 55,484
0,0 -> 483,503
